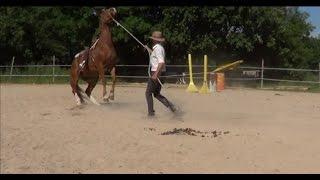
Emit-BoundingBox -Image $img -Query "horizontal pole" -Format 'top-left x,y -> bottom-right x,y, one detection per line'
1,64 -> 319,72
263,78 -> 320,84
262,67 -> 320,72
0,64 -> 215,68
225,78 -> 261,81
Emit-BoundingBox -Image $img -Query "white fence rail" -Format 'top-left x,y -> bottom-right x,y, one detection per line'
1,57 -> 319,87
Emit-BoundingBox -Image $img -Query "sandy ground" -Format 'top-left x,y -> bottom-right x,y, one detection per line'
0,84 -> 320,174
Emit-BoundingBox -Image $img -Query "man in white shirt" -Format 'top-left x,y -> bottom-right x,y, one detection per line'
145,31 -> 176,117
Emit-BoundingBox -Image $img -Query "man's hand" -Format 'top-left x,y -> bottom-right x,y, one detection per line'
151,62 -> 164,81
151,73 -> 158,81
144,45 -> 152,54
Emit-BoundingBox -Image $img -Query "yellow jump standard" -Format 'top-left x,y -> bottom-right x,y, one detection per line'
186,54 -> 199,93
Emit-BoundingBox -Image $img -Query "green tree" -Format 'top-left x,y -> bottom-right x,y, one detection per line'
0,6 -> 318,74
0,7 -> 97,65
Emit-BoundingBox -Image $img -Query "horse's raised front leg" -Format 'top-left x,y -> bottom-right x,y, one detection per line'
108,67 -> 116,101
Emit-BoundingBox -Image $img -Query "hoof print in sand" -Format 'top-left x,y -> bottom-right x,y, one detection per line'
40,112 -> 51,116
144,127 -> 156,131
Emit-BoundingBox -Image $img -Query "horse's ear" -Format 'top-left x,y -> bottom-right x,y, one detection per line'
99,7 -> 107,12
110,7 -> 117,13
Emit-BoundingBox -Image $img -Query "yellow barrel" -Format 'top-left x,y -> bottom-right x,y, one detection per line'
216,73 -> 225,91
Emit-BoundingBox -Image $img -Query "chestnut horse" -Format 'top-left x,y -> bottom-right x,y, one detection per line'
70,7 -> 117,105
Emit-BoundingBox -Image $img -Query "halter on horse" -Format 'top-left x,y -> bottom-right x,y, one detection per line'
70,7 -> 117,106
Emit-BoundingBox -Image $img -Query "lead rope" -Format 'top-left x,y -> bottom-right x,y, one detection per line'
109,15 -> 164,88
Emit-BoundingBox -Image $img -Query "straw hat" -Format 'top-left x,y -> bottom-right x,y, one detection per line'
149,31 -> 165,42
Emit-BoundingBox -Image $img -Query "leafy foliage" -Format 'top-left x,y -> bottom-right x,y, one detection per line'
0,6 -> 319,70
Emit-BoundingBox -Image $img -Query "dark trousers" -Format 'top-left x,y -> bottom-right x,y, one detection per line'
145,72 -> 172,114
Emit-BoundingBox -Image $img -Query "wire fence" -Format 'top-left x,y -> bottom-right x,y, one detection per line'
1,56 -> 319,90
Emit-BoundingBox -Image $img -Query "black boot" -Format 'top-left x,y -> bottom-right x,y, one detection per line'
168,102 -> 176,113
148,110 -> 155,116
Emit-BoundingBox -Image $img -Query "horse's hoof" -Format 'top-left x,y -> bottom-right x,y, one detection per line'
103,97 -> 109,102
108,96 -> 114,101
92,101 -> 100,106
76,100 -> 83,106
89,95 -> 100,105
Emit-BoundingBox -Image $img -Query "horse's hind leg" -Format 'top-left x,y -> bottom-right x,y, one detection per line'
70,58 -> 84,105
85,77 -> 100,105
108,67 -> 116,101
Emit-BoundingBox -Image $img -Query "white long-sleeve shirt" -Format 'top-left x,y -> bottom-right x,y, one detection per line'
150,44 -> 166,72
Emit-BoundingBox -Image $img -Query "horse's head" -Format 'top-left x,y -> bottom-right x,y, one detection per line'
100,7 -> 117,24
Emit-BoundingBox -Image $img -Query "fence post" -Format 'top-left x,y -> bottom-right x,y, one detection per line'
260,58 -> 264,89
52,55 -> 55,83
9,56 -> 15,82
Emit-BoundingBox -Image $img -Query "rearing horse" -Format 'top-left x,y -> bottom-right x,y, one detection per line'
70,7 -> 117,105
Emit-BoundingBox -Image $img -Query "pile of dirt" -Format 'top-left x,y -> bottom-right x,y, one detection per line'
160,128 -> 230,138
